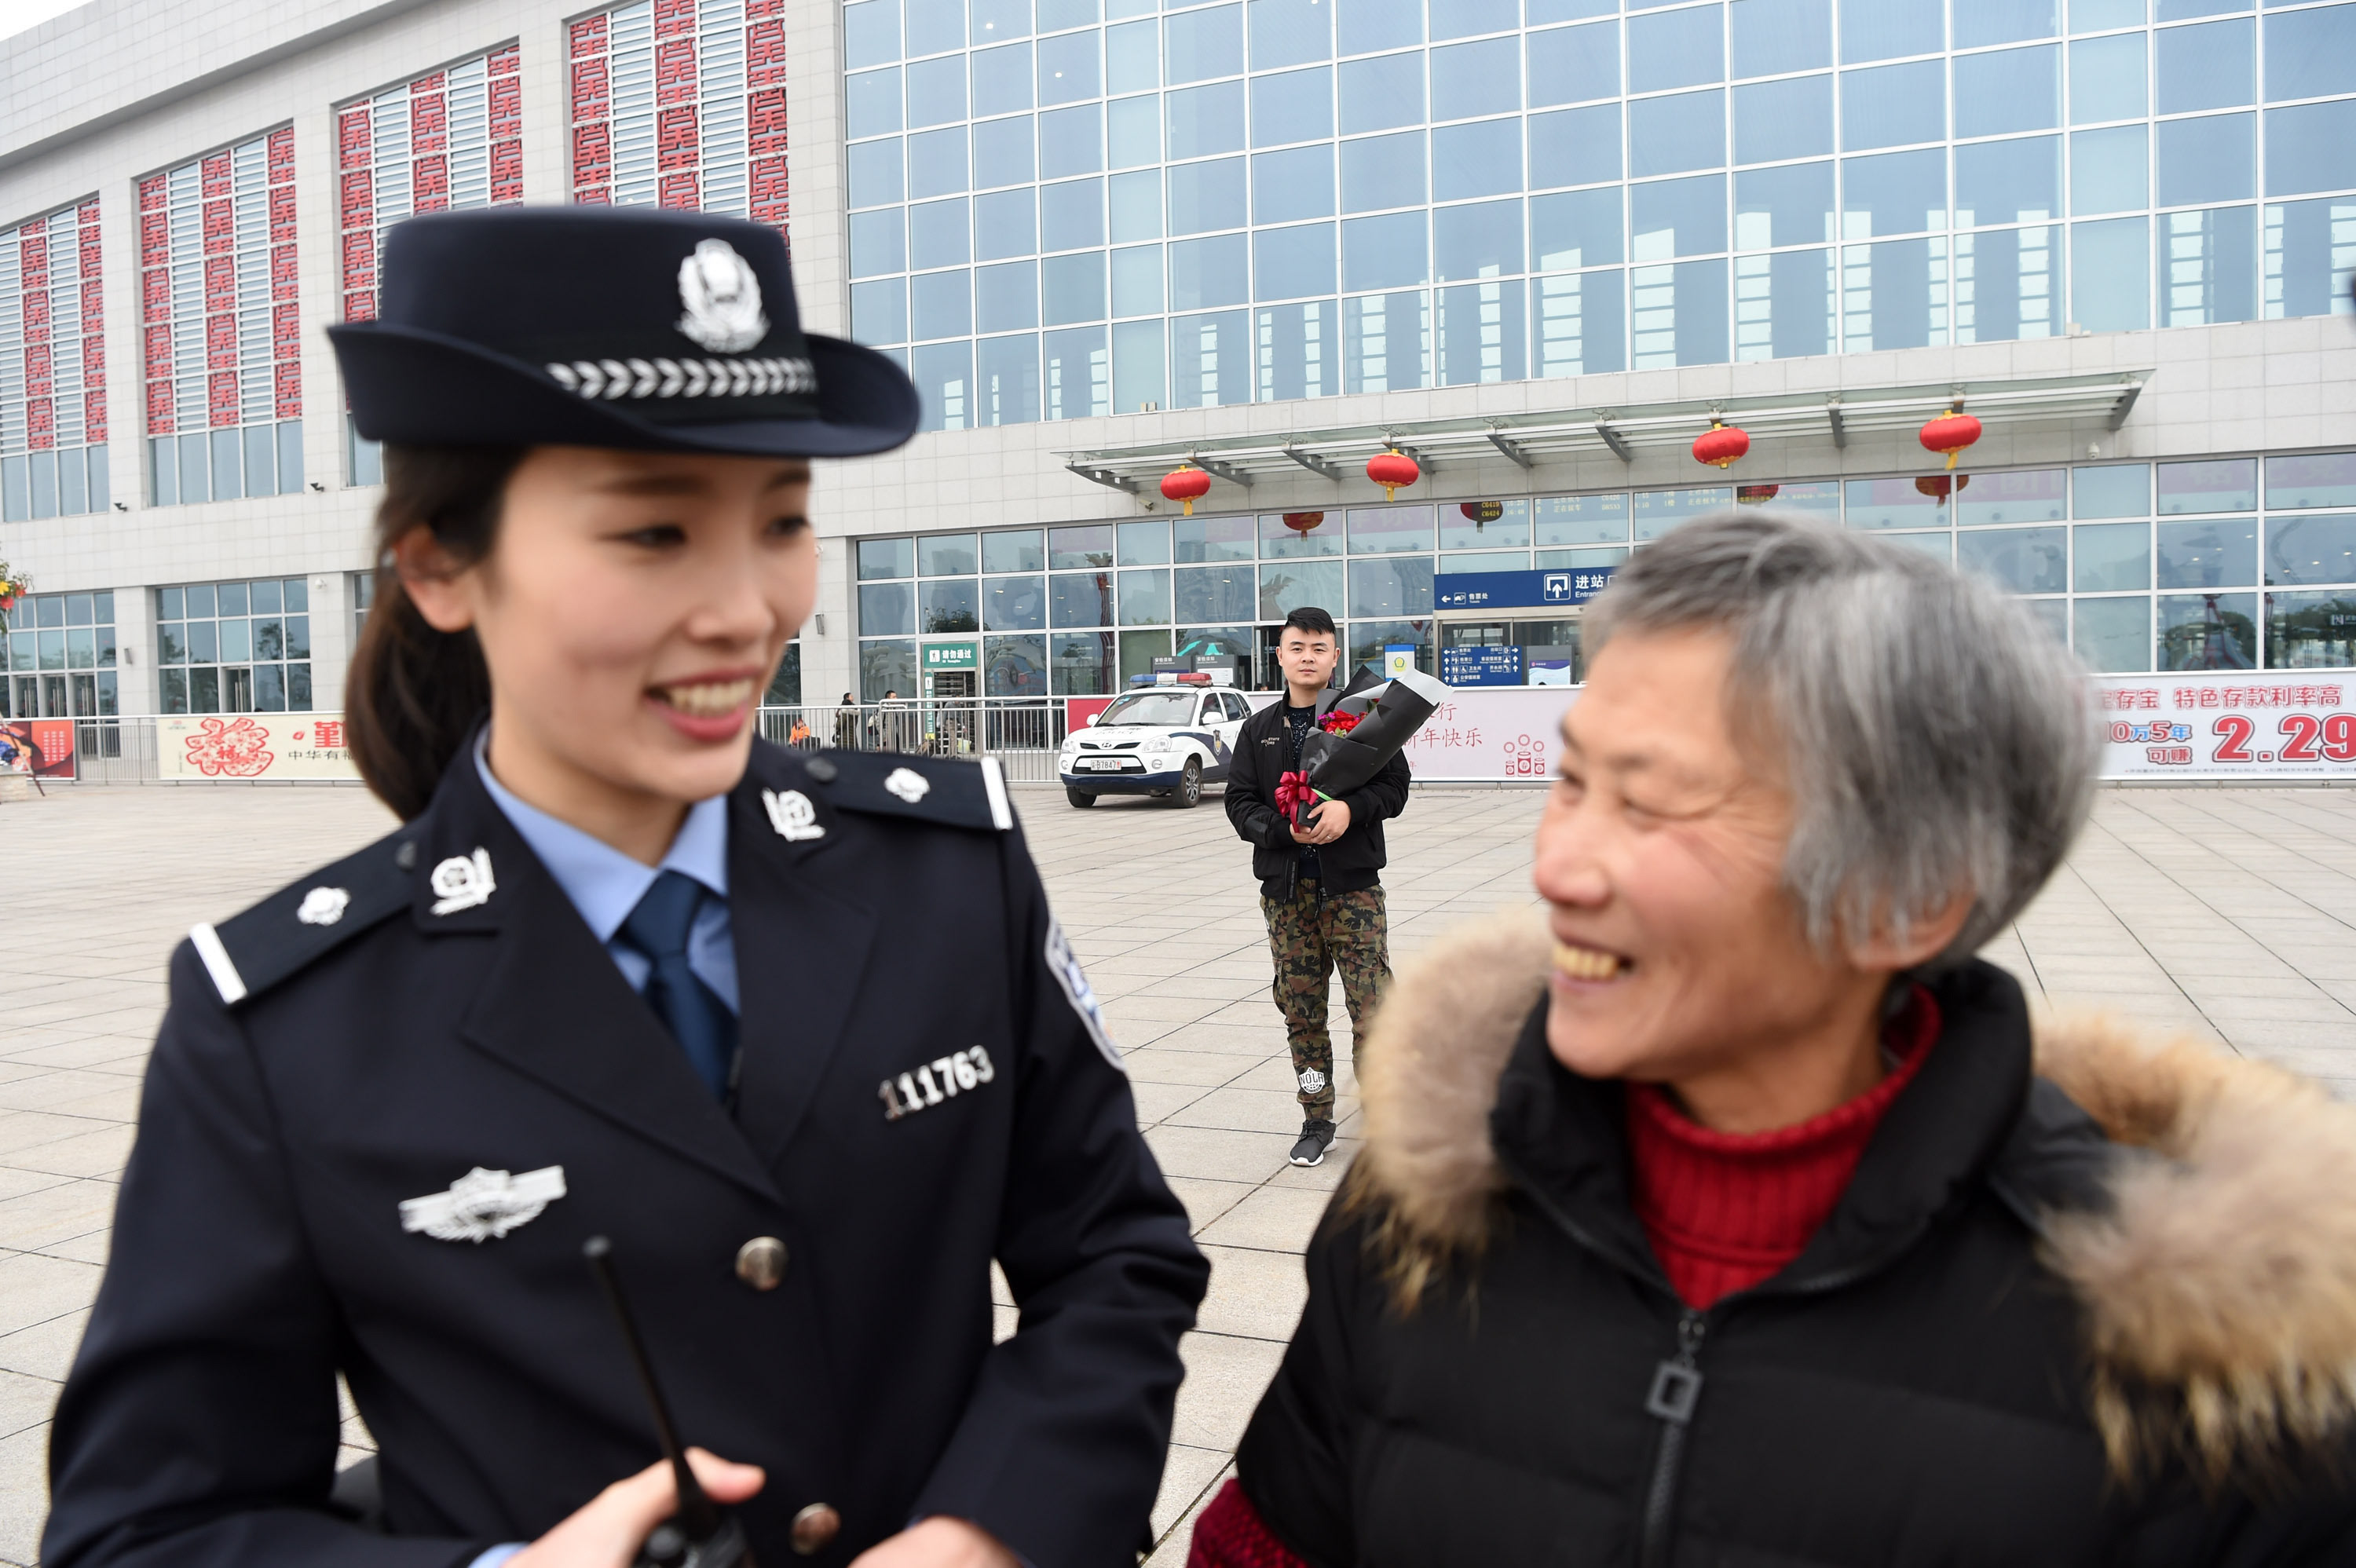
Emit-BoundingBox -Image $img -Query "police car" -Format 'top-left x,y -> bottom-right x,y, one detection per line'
1059,682 -> 1254,808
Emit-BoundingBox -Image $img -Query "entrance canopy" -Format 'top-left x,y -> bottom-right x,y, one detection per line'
1058,371 -> 2148,494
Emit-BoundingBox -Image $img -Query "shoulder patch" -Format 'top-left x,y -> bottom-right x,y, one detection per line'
192,829 -> 419,1007
802,749 -> 1013,832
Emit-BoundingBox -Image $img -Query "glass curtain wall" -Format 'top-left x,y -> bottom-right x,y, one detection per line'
853,451 -> 2356,682
156,578 -> 314,715
1,591 -> 117,720
0,200 -> 108,521
842,0 -> 2356,429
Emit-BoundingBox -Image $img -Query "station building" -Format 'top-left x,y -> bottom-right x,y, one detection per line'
1,0 -> 2352,736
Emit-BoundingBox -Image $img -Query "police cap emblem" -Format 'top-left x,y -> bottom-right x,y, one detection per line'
675,238 -> 770,354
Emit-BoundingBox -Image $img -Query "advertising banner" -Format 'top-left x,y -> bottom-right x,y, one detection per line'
159,714 -> 361,781
2,719 -> 76,780
1399,689 -> 1577,781
2094,674 -> 2356,780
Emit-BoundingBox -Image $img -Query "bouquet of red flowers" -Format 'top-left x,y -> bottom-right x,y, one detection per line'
1275,668 -> 1448,829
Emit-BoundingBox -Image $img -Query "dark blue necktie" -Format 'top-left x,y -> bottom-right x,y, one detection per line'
620,870 -> 737,1100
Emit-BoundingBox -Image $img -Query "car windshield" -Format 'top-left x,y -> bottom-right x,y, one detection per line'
1098,692 -> 1199,726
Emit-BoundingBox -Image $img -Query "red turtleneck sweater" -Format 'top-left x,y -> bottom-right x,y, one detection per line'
1625,989 -> 1941,1310
1185,992 -> 1945,1568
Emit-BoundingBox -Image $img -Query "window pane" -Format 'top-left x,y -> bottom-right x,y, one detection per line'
1528,20 -> 1620,107
2159,457 -> 2258,512
2158,592 -> 2258,670
1253,0 -> 1333,68
983,574 -> 1048,630
1734,161 -> 1838,247
858,583 -> 915,635
1119,568 -> 1173,623
1432,36 -> 1520,119
1038,31 -> 1101,102
1532,269 -> 1630,374
1633,174 -> 1727,258
1107,20 -> 1158,94
1256,299 -> 1343,399
861,639 -> 918,701
1632,257 -> 1730,366
1441,499 -> 1533,549
1733,248 -> 1835,360
2070,126 -> 2146,215
1844,148 -> 1946,236
2071,215 -> 2149,331
1437,279 -> 1528,381
2268,454 -> 2356,511
1629,90 -> 1726,178
977,187 -> 1039,256
1841,0 -> 1943,64
1959,0 -> 2058,48
1344,288 -> 1431,389
1339,52 -> 1425,134
1169,158 -> 1248,233
2073,596 -> 2149,671
913,269 -> 974,338
1258,559 -> 1347,618
2156,18 -> 2253,113
978,261 -> 1041,331
2076,522 -> 2151,589
1045,322 -> 1110,415
1175,563 -> 1257,621
1535,492 -> 1630,545
1347,556 -> 1436,616
2157,517 -> 2259,587
1176,513 -> 1257,561
1165,3 -> 1244,82
1735,75 -> 1835,164
2265,514 -> 2356,587
1253,65 -> 1333,146
1955,45 -> 2060,138
1528,104 -> 1622,189
1846,474 -> 1954,528
922,579 -> 982,632
860,538 -> 915,579
854,278 -> 911,344
2075,463 -> 2149,517
1953,225 -> 2060,342
1633,486 -> 1736,539
1431,0 -> 1516,42
1434,118 -> 1524,199
1043,178 -> 1106,250
2161,205 -> 2258,326
848,68 -> 904,137
1169,80 -> 1246,158
1050,630 -> 1117,695
1734,0 -> 1831,74
1533,187 -> 1624,268
1839,236 -> 1950,349
2070,32 -> 2146,123
2267,592 -> 2356,669
1262,510 -> 1342,556
1957,525 -> 2068,592
1955,137 -> 2059,225
1041,104 -> 1104,178
2265,5 -> 2356,102
1841,60 -> 1945,150
2157,113 -> 2254,207
1627,3 -> 1725,93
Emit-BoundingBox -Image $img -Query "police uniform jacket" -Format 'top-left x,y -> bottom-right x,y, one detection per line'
43,740 -> 1209,1568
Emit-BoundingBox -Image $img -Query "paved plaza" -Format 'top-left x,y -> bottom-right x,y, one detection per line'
1,779 -> 2354,1563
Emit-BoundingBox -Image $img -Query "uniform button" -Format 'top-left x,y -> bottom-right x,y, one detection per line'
735,1235 -> 788,1290
791,1502 -> 841,1555
804,756 -> 839,783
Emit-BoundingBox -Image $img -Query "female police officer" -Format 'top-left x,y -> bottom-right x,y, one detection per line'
42,207 -> 1209,1568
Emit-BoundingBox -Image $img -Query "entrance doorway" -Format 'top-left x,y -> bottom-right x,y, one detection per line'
924,668 -> 976,755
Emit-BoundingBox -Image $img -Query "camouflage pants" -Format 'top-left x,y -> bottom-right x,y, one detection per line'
1260,882 -> 1391,1117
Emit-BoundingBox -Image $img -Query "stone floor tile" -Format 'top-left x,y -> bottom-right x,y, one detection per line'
0,1252 -> 102,1339
0,1310 -> 88,1383
1130,1080 -> 1213,1124
1169,1331 -> 1288,1452
0,1424 -> 46,1566
0,1182 -> 119,1254
1163,1177 -> 1257,1234
1148,1446 -> 1234,1548
1194,1186 -> 1333,1254
1122,1050 -> 1259,1088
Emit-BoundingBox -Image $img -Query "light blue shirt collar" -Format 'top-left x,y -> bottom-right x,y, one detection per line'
474,735 -> 730,945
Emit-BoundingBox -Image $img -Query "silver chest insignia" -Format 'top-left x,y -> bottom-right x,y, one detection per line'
675,238 -> 770,353
763,788 -> 825,842
296,886 -> 350,926
399,1165 -> 568,1243
430,849 -> 496,916
884,766 -> 931,804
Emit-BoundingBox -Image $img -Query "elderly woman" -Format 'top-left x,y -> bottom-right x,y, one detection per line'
1190,511 -> 2356,1565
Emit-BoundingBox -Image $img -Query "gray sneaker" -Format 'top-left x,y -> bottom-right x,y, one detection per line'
1289,1118 -> 1337,1167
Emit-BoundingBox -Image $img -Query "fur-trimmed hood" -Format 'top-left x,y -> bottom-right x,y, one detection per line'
1352,907 -> 2356,1485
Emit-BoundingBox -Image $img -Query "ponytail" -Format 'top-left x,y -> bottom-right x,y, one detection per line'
346,444 -> 526,821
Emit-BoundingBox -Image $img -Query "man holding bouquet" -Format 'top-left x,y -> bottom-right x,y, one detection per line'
1226,609 -> 1411,1167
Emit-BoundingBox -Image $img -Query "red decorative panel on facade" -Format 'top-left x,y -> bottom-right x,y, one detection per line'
26,398 -> 53,448
271,244 -> 297,302
145,127 -> 302,446
270,185 -> 297,243
274,360 -> 300,420
202,152 -> 231,197
207,369 -> 238,425
412,86 -> 447,155
414,154 -> 450,210
268,126 -> 294,180
203,254 -> 233,314
572,2 -> 789,243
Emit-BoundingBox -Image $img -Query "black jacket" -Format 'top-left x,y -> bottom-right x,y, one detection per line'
45,741 -> 1206,1568
1234,912 -> 2356,1566
1225,691 -> 1411,899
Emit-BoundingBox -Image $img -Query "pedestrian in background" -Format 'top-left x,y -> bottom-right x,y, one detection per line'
833,690 -> 860,749
1224,608 -> 1410,1168
1189,512 -> 2356,1566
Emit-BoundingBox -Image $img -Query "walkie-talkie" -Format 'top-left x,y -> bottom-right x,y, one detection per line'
584,1236 -> 756,1568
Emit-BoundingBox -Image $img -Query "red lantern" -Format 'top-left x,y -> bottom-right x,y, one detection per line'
1461,500 -> 1504,523
1919,408 -> 1982,472
1914,473 -> 1972,501
1282,510 -> 1326,534
1366,448 -> 1421,501
1160,462 -> 1211,516
1736,484 -> 1780,506
1692,421 -> 1750,470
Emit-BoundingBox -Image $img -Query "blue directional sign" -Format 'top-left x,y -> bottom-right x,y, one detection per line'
1433,565 -> 1619,612
1440,644 -> 1524,687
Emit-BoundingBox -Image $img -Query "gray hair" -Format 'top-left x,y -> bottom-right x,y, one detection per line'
1583,510 -> 2098,965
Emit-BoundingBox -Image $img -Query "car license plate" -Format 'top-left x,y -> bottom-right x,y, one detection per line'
1081,758 -> 1125,770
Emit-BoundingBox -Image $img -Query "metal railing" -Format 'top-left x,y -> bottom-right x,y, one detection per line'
760,699 -> 1074,783
31,701 -> 1096,787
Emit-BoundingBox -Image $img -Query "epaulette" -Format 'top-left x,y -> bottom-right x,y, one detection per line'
795,748 -> 1012,832
188,828 -> 421,1007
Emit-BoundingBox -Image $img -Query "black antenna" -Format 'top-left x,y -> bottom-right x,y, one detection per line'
584,1235 -> 721,1540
